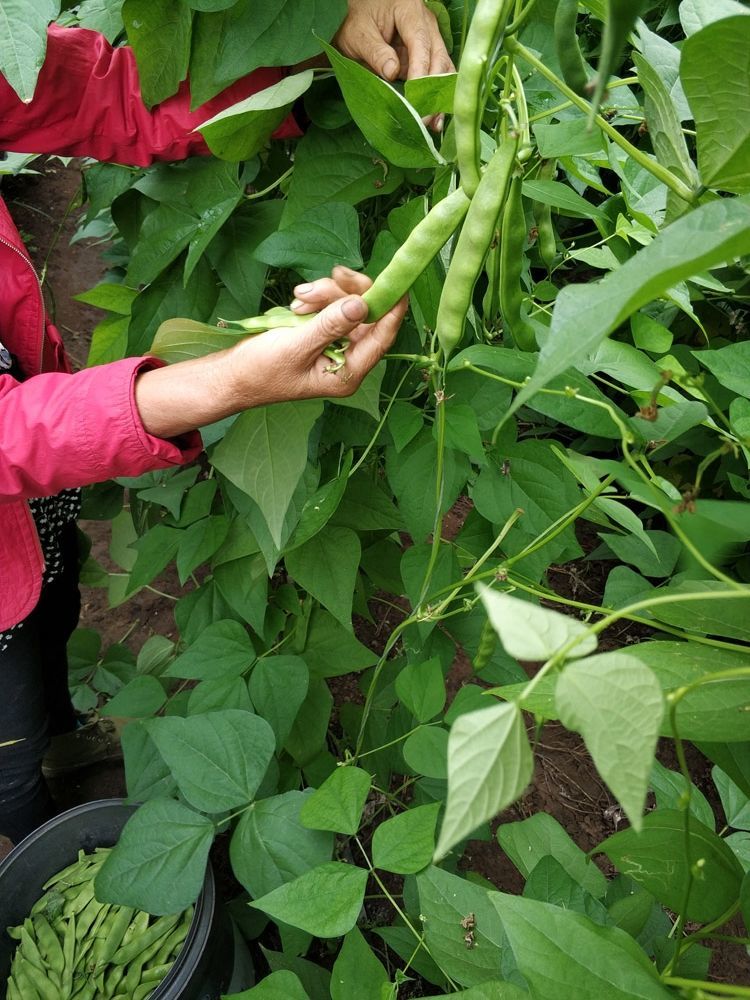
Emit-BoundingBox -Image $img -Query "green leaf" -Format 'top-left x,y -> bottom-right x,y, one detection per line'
254,202 -> 362,280
249,861 -> 368,938
556,653 -> 664,830
650,760 -> 715,829
329,472 -> 401,532
693,339 -> 750,397
633,51 -> 696,197
165,620 -> 255,680
681,16 -> 750,193
199,70 -> 313,161
101,675 -> 166,719
511,196 -> 750,415
521,179 -> 608,222
211,400 -> 323,548
372,802 -> 441,874
302,608 -> 378,678
121,720 -> 177,803
395,658 -> 446,723
224,970 -> 308,1000
476,584 -> 597,662
434,702 -> 533,862
497,812 -> 608,899
230,791 -> 333,899
73,0 -> 124,42
248,656 -> 309,751
0,0 -> 58,103
489,893 -> 673,1000
320,40 -> 443,168
187,676 -> 253,715
598,808 -> 745,922
95,798 -> 214,915
403,726 -> 449,780
146,709 -> 275,813
299,765 -> 371,835
416,867 -> 518,988
644,580 -> 750,640
712,767 -> 750,831
285,526 -> 360,627
404,72 -> 457,116
680,0 -> 749,35
524,856 -> 609,925
331,927 -> 390,1000
74,282 -> 137,315
176,514 -> 230,583
285,453 -> 353,551
533,120 -> 604,159
122,0 -> 191,107
283,125 -> 405,224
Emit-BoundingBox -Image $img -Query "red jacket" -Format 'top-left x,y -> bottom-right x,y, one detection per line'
0,25 -> 299,630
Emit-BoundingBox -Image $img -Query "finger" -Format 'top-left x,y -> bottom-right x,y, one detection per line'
346,295 -> 408,358
340,21 -> 401,80
394,13 -> 432,80
291,277 -> 349,313
307,295 -> 370,353
331,265 -> 373,295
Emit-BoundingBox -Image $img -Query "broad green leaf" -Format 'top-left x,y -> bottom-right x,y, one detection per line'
165,620 -> 255,680
211,401 -> 323,548
497,813 -> 607,899
283,125 -> 405,223
74,0 -> 124,41
523,856 -> 609,925
679,0 -> 749,35
644,580 -> 750,640
598,808 -> 745,922
224,970 -> 308,1000
699,742 -> 750,799
511,196 -> 750,415
693,339 -> 750,397
101,675 -> 166,719
533,121 -> 604,159
95,798 -> 214,915
128,256 -> 219,357
176,514 -> 230,583
331,927 -> 389,1000
404,72 -> 457,116
712,767 -> 750,831
372,803 -> 441,875
74,282 -> 137,315
150,319 -> 243,364
403,726 -> 449,780
262,950 -> 331,1000
416,867 -> 519,988
285,678 -> 333,767
650,760 -> 715,829
230,791 -> 333,899
122,0 -> 191,107
285,526 -> 360,627
285,453 -> 353,551
489,893 -> 673,1000
556,653 -> 664,830
320,41 -> 443,168
302,608 -> 378,677
395,658 -> 446,723
476,584 -> 597,662
0,0 -> 58,103
213,554 -> 268,637
254,201 -> 363,280
521,179 -> 608,222
434,702 -> 533,861
248,656 -> 309,751
727,832 -> 750,873
299,765 -> 371,835
329,473 -> 402,534
681,16 -> 750,192
435,988 -> 527,1000
121,720 -> 177,803
187,676 -> 253,715
146,710 -> 275,813
250,861 -> 367,938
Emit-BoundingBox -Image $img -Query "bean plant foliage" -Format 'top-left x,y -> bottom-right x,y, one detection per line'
8,0 -> 750,995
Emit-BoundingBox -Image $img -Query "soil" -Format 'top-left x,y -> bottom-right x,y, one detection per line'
4,158 -> 748,990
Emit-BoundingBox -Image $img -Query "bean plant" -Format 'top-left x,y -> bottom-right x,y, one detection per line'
7,0 -> 750,996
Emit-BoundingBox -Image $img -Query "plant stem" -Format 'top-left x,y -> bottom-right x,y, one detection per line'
663,978 -> 750,998
349,364 -> 415,478
505,38 -> 697,204
417,375 -> 448,605
527,77 -> 638,123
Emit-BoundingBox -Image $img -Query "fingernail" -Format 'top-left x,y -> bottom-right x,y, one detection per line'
436,115 -> 445,132
290,298 -> 304,310
295,283 -> 313,295
382,58 -> 399,79
341,297 -> 367,321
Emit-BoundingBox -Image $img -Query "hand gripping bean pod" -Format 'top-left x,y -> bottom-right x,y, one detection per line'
554,0 -> 589,97
498,173 -> 537,351
454,0 -> 515,196
361,186 -> 471,322
435,135 -> 519,358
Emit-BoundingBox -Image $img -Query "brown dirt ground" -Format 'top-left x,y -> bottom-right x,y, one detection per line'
4,158 -> 748,990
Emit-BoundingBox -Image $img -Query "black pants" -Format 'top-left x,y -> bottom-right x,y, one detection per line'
0,523 -> 80,842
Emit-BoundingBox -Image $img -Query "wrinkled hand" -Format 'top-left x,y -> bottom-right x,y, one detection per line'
227,267 -> 407,408
335,0 -> 454,104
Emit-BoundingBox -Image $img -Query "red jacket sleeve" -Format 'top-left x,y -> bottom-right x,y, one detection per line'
0,25 -> 300,167
0,358 -> 202,502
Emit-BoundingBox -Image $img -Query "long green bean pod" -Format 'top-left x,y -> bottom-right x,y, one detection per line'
554,0 -> 589,97
435,136 -> 519,357
499,173 -> 537,351
362,187 -> 471,322
589,0 -> 646,120
454,0 -> 515,196
532,159 -> 558,273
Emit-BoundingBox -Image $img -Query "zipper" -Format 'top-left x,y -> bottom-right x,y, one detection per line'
0,233 -> 45,373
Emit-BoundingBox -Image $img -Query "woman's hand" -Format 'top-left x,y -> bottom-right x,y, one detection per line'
134,268 -> 407,439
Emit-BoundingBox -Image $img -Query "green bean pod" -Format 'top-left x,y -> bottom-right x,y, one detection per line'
362,187 -> 471,323
532,160 -> 558,274
435,136 -> 519,357
499,174 -> 537,351
589,0 -> 647,117
554,0 -> 589,97
454,0 -> 515,196
473,617 -> 499,671
113,912 -> 180,967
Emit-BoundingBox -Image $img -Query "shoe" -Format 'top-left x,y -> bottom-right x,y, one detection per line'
41,713 -> 123,778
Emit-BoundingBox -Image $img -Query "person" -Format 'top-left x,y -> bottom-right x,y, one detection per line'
0,2 -> 453,846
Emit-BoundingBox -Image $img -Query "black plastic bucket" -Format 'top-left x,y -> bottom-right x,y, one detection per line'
0,798 -> 253,999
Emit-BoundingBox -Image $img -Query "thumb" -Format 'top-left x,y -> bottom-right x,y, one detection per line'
309,295 -> 368,350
